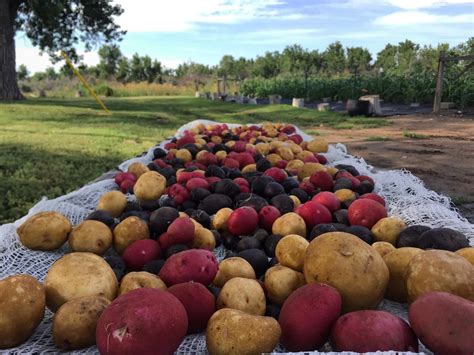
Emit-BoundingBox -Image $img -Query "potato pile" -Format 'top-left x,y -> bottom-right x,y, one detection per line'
5,122 -> 473,354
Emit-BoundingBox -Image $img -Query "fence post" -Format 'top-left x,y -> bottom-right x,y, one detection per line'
433,53 -> 445,114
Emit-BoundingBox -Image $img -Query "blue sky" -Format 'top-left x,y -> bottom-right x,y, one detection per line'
16,0 -> 474,72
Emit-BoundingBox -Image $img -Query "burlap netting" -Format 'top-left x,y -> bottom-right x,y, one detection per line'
0,120 -> 472,354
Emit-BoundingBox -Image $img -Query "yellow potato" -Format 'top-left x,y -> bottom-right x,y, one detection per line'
455,247 -> 474,265
334,189 -> 356,203
97,191 -> 127,217
272,212 -> 307,238
113,216 -> 150,254
297,162 -> 326,180
242,164 -> 257,173
276,147 -> 294,161
213,257 -> 256,288
211,208 -> 233,231
206,309 -> 281,355
264,265 -> 305,305
44,252 -> 118,312
286,159 -> 304,172
118,272 -> 167,296
0,275 -> 45,349
133,171 -> 167,201
266,153 -> 282,166
372,241 -> 396,258
127,162 -> 149,178
275,234 -> 309,271
17,211 -> 71,251
191,227 -> 216,251
53,296 -> 110,350
69,220 -> 112,255
372,217 -> 407,245
304,232 -> 389,313
406,250 -> 474,303
383,247 -> 424,302
175,148 -> 193,162
289,195 -> 301,207
307,138 -> 329,153
217,277 -> 266,316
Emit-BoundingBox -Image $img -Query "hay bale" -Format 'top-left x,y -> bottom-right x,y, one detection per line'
269,94 -> 281,105
317,103 -> 330,112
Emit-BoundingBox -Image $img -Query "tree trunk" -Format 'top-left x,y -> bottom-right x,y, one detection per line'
0,0 -> 24,100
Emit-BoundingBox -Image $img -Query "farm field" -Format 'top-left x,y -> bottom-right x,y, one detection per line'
1,96 -> 472,224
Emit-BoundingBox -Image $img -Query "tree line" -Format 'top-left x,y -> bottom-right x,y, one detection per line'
20,38 -> 473,91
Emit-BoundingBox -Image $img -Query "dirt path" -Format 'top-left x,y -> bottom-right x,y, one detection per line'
313,113 -> 474,222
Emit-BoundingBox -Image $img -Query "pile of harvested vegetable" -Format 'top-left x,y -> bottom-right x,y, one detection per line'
0,121 -> 473,354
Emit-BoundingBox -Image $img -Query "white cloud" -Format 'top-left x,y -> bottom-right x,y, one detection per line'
114,0 -> 304,32
374,10 -> 474,25
15,40 -> 100,73
387,0 -> 473,9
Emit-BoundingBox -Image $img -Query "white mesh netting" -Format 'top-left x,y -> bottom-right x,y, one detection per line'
0,120 -> 472,355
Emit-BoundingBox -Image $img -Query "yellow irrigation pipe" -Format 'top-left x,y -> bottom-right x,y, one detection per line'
60,51 -> 110,114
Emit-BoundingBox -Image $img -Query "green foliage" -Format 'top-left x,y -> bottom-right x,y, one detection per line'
128,53 -> 162,83
346,47 -> 372,74
322,41 -> 346,75
98,44 -> 123,79
16,0 -> 125,63
365,136 -> 390,141
94,84 -> 114,97
17,64 -> 29,80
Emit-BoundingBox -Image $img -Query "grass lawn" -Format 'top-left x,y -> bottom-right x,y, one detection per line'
0,96 -> 388,224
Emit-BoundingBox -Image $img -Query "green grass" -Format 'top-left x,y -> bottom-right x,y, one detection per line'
402,130 -> 430,139
0,97 -> 389,224
365,136 -> 391,141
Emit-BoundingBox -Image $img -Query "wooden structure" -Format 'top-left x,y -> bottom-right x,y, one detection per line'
217,77 -> 242,97
433,52 -> 474,114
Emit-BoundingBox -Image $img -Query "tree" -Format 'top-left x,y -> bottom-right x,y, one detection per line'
346,47 -> 372,74
322,42 -> 346,75
252,51 -> 282,79
45,67 -> 58,80
218,55 -> 236,78
116,57 -> 130,82
98,44 -> 123,79
375,43 -> 398,72
142,56 -> 162,83
17,64 -> 29,81
282,44 -> 320,97
0,0 -> 124,100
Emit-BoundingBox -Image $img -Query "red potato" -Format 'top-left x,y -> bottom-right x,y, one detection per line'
115,172 -> 136,186
279,284 -> 342,351
159,249 -> 218,286
123,239 -> 161,271
168,183 -> 190,205
309,171 -> 334,191
186,178 -> 209,191
330,310 -> 418,352
176,170 -> 205,184
159,217 -> 194,249
295,201 -> 332,228
227,207 -> 259,236
299,181 -> 315,194
259,206 -> 281,232
222,158 -> 240,169
206,176 -> 221,185
235,152 -> 255,169
360,193 -> 386,206
303,155 -> 319,163
197,152 -> 218,166
409,291 -> 474,354
120,179 -> 135,194
96,288 -> 187,355
312,191 -> 341,213
263,168 -> 288,183
316,154 -> 327,164
356,175 -> 375,185
348,198 -> 387,228
167,282 -> 216,334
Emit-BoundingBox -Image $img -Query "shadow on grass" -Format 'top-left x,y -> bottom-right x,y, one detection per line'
0,142 -> 125,224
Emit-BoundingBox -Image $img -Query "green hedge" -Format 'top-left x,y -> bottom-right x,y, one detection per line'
241,72 -> 474,106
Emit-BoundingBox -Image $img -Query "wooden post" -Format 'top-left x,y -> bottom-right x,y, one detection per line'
433,53 -> 445,114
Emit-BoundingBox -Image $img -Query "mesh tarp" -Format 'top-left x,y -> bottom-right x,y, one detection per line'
0,120 -> 472,354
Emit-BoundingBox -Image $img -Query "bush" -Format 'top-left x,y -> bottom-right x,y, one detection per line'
20,84 -> 32,93
241,72 -> 472,106
94,84 -> 114,97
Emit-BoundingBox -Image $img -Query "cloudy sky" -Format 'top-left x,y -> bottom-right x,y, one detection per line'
15,0 -> 474,73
